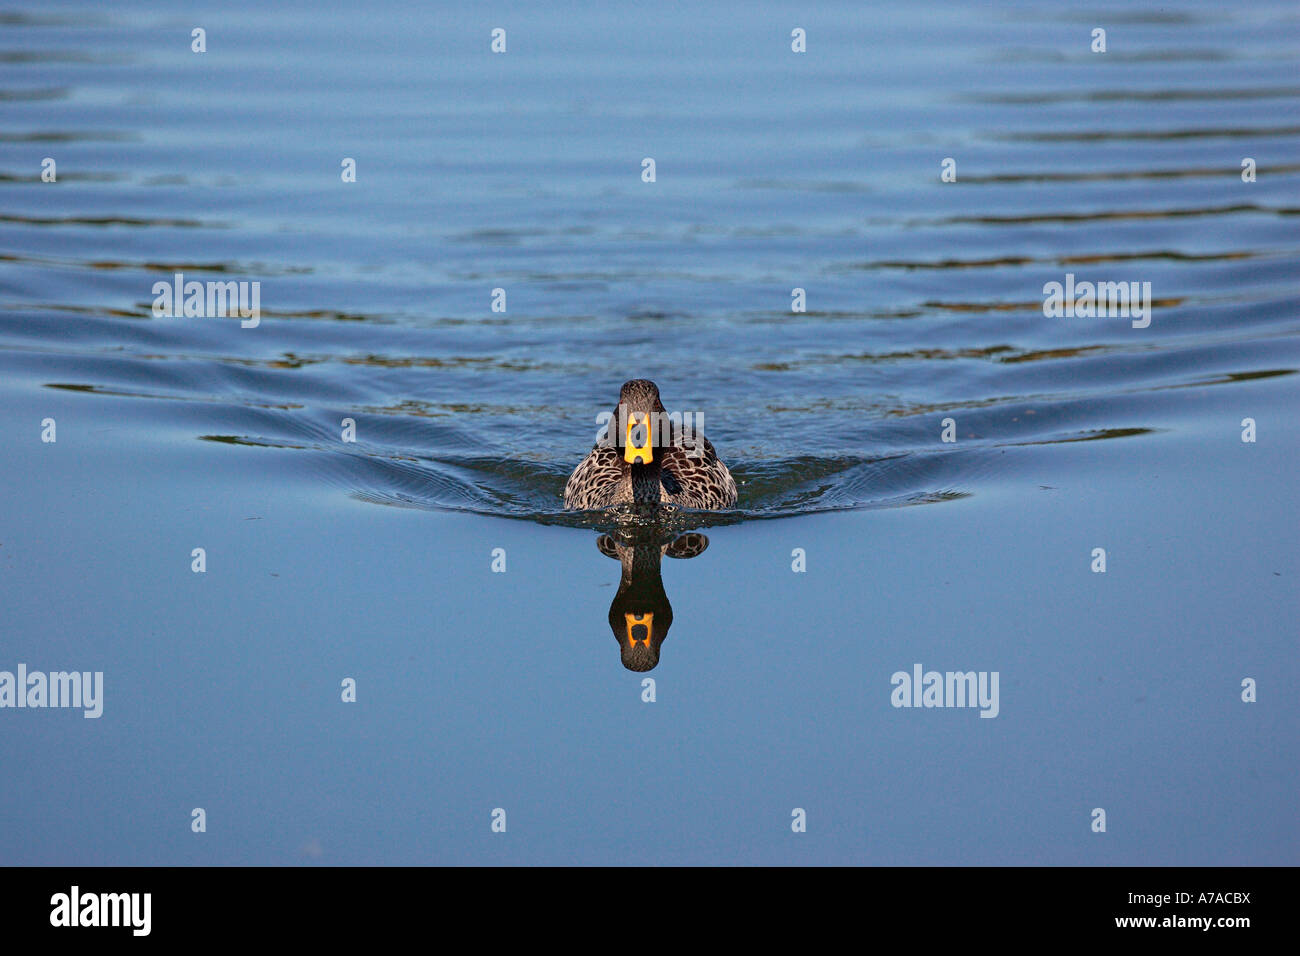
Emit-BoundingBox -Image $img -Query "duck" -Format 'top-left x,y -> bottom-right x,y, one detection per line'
563,380 -> 738,510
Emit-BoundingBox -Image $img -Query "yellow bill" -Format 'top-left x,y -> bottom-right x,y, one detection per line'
624,411 -> 652,464
624,612 -> 653,647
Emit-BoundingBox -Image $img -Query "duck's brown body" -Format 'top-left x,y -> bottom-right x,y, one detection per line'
563,380 -> 737,510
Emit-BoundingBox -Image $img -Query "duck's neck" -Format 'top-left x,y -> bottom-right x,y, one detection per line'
629,461 -> 661,505
617,540 -> 666,587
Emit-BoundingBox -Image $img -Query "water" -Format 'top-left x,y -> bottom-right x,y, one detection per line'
1,0 -> 1296,865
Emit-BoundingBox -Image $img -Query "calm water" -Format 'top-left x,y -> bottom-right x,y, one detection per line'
1,0 -> 1297,865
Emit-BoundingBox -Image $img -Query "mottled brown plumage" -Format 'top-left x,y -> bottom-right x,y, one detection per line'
563,380 -> 737,510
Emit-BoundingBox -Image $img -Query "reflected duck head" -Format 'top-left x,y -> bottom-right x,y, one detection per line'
609,603 -> 673,672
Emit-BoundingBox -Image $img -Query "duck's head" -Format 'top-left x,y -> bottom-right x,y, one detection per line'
614,379 -> 667,466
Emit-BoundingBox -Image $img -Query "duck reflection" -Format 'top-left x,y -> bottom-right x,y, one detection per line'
596,529 -> 709,671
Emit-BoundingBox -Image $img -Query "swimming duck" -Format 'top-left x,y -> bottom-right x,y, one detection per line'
563,380 -> 738,510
